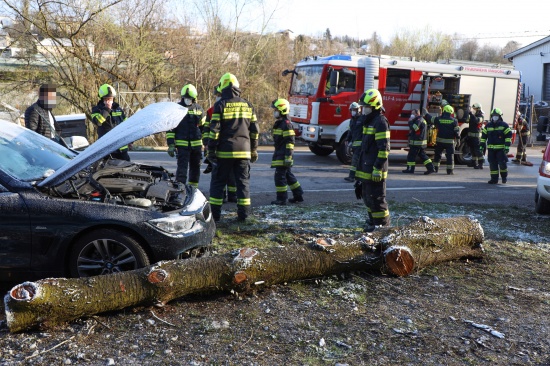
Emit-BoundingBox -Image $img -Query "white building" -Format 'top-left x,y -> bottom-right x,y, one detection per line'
504,36 -> 550,103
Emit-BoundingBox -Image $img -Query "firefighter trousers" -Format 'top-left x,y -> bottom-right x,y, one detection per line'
406,146 -> 433,170
111,149 -> 130,162
515,134 -> 528,161
466,137 -> 484,165
274,167 -> 303,201
433,142 -> 455,171
361,180 -> 390,226
487,149 -> 508,182
348,146 -> 361,178
176,147 -> 202,186
209,158 -> 251,220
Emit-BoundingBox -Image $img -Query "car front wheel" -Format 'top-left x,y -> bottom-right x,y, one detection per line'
69,229 -> 150,278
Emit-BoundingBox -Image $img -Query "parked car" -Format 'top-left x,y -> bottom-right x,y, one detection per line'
535,139 -> 550,214
0,103 -> 215,282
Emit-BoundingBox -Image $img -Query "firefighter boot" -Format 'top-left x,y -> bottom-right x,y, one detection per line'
447,169 -> 454,175
344,172 -> 355,182
402,166 -> 415,174
424,163 -> 436,175
288,195 -> 304,203
271,193 -> 287,205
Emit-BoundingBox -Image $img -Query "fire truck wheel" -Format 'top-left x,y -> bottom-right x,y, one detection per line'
455,136 -> 472,165
336,140 -> 352,165
308,143 -> 334,157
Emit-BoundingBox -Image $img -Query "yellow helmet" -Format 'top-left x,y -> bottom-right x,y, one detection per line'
180,84 -> 198,99
218,73 -> 239,91
98,84 -> 116,99
358,89 -> 382,109
272,98 -> 290,115
490,108 -> 503,116
443,105 -> 454,114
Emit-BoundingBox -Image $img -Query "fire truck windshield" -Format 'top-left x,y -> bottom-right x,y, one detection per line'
290,65 -> 323,96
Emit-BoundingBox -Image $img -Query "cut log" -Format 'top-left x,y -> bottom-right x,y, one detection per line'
4,216 -> 484,332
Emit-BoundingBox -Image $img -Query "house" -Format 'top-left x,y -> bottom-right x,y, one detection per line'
504,35 -> 550,103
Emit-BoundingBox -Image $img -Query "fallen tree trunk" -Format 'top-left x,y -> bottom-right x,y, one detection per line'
4,216 -> 484,332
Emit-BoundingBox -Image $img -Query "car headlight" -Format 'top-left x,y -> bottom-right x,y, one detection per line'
307,126 -> 317,133
148,214 -> 197,234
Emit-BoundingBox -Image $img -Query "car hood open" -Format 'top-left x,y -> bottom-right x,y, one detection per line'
38,102 -> 187,188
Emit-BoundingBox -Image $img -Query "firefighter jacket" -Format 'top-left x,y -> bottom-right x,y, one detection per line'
24,101 -> 61,139
271,116 -> 295,168
355,109 -> 390,181
434,112 -> 459,144
202,105 -> 215,146
516,117 -> 530,138
347,115 -> 363,147
208,86 -> 259,159
481,118 -> 512,150
407,115 -> 428,148
166,100 -> 205,150
467,111 -> 484,138
91,100 -> 127,138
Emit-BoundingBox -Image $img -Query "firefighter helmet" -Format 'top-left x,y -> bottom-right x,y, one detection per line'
218,73 -> 239,91
180,84 -> 198,99
272,98 -> 290,115
349,102 -> 360,110
491,108 -> 503,116
472,102 -> 482,110
443,105 -> 454,114
358,89 -> 382,109
98,84 -> 116,99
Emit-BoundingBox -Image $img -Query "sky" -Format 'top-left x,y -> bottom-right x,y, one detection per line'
262,0 -> 550,48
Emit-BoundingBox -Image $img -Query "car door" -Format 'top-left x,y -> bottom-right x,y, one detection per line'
0,183 -> 32,269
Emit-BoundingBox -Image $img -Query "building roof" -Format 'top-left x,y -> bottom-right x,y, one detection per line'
504,35 -> 550,60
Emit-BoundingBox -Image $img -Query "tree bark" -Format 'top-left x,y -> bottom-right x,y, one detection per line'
4,216 -> 484,333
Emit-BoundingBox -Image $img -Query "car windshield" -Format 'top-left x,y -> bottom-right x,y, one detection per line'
0,122 -> 77,182
290,65 -> 323,96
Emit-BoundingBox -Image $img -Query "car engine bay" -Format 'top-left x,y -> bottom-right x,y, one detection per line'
44,159 -> 189,212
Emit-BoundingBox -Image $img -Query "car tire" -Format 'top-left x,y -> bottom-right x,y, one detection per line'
535,191 -> 550,215
308,143 -> 334,156
69,229 -> 150,278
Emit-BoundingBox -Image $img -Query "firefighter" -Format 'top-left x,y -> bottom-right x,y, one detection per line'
166,84 -> 205,187
207,73 -> 259,222
402,109 -> 435,174
511,112 -> 532,166
481,108 -> 512,184
91,84 -> 130,161
432,104 -> 459,175
203,85 -> 237,202
344,102 -> 363,182
355,89 -> 390,232
466,102 -> 485,169
270,98 -> 304,205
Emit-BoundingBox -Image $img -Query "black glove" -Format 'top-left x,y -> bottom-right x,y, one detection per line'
354,181 -> 362,200
207,150 -> 217,164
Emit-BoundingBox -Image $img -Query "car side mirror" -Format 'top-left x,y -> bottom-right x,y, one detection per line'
68,136 -> 90,150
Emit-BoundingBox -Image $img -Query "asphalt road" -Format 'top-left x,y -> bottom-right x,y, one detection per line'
130,145 -> 544,210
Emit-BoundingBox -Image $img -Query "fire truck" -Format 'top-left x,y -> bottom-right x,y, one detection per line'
283,54 -> 521,164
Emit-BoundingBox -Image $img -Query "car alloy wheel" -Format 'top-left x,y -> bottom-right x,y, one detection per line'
70,229 -> 150,277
